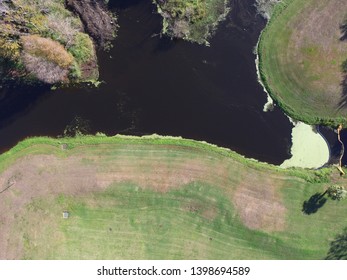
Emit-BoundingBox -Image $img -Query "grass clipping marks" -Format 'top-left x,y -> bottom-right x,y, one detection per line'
258,0 -> 347,125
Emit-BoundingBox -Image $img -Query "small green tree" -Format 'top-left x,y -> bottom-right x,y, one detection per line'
326,185 -> 347,201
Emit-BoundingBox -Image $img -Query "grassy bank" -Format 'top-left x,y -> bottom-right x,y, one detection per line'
258,0 -> 347,126
0,135 -> 346,259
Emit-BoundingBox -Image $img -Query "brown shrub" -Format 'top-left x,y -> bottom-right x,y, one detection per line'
22,53 -> 69,84
21,35 -> 73,68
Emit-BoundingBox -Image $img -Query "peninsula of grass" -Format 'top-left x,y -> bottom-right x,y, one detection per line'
0,135 -> 346,259
258,0 -> 347,126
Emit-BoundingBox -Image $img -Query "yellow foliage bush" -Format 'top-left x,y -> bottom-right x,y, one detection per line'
0,37 -> 21,59
21,35 -> 73,68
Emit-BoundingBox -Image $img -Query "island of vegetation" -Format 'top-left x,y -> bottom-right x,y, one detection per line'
153,0 -> 230,45
0,135 -> 346,259
258,0 -> 347,126
0,0 -> 233,85
0,0 -> 116,84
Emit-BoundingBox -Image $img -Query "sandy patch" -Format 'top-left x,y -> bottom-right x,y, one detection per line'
233,175 -> 286,232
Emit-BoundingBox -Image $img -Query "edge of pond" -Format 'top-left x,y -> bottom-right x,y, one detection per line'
0,134 -> 338,185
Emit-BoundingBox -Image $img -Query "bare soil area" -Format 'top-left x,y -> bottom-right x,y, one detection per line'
0,143 -> 290,259
288,0 -> 347,97
233,175 -> 286,231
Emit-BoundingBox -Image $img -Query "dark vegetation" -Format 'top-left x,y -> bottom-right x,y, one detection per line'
66,0 -> 117,49
341,15 -> 347,108
326,227 -> 347,260
63,115 -> 91,137
340,16 -> 347,41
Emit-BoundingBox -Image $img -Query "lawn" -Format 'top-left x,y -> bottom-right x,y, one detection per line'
0,135 -> 346,259
258,0 -> 347,126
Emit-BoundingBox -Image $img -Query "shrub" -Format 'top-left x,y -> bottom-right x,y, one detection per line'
68,32 -> 95,64
326,185 -> 347,201
0,37 -> 21,60
21,35 -> 73,68
154,0 -> 229,44
69,61 -> 82,80
22,53 -> 69,84
46,13 -> 82,45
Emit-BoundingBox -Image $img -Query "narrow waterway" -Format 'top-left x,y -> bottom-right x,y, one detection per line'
0,0 -> 294,164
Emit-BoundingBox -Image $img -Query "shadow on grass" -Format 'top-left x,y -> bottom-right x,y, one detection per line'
326,227 -> 347,260
302,192 -> 327,215
336,67 -> 347,110
340,22 -> 347,41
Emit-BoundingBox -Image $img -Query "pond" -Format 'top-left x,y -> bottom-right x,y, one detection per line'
0,0 -> 294,164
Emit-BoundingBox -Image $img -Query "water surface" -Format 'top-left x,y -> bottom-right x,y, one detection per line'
0,0 -> 293,164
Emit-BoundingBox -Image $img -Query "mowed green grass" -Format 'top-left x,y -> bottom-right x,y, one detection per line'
17,181 -> 347,260
18,183 -> 278,259
259,0 -> 347,125
1,135 -> 346,260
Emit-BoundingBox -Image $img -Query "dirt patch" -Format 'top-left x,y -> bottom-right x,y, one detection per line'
66,0 -> 117,48
181,201 -> 218,220
287,0 -> 347,108
0,143 -> 294,258
0,148 -> 232,259
233,174 -> 286,232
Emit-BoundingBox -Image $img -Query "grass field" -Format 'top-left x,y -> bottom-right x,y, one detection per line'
0,135 -> 346,259
258,0 -> 347,126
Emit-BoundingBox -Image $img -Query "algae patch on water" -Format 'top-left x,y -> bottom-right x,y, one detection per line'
281,122 -> 329,169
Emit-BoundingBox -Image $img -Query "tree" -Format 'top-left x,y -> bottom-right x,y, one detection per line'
326,227 -> 347,260
326,185 -> 347,201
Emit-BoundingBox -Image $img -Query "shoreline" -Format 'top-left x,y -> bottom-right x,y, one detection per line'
254,30 -> 274,112
0,134 -> 337,184
254,1 -> 337,169
1,134 -> 346,259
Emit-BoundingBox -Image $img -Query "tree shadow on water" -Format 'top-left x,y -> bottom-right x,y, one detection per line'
326,227 -> 347,260
108,0 -> 144,9
302,192 -> 327,215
